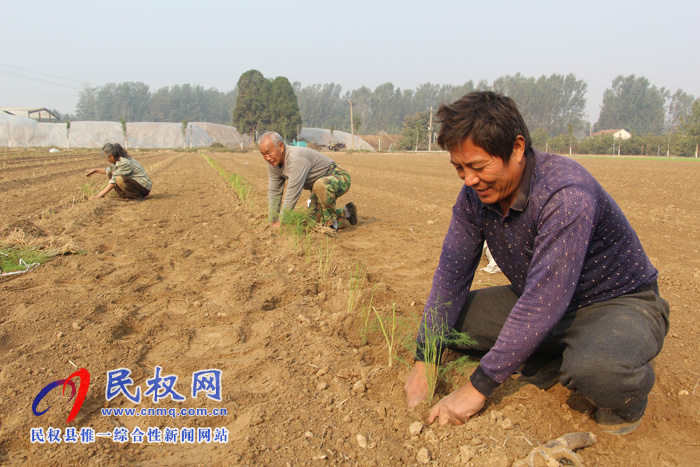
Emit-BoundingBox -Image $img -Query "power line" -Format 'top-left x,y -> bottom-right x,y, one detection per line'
0,87 -> 77,97
0,62 -> 92,85
0,70 -> 82,90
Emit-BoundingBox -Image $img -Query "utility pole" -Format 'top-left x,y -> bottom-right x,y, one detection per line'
428,106 -> 433,152
349,99 -> 354,150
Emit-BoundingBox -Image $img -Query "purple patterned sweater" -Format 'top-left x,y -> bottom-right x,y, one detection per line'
417,150 -> 657,395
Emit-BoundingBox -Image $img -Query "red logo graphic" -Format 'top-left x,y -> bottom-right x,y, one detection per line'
32,368 -> 91,423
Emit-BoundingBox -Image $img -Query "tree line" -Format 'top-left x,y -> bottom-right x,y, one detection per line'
70,83 -> 236,124
67,72 -> 698,155
391,74 -> 697,155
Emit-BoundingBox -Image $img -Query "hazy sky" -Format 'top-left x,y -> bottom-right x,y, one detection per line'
2,0 -> 698,123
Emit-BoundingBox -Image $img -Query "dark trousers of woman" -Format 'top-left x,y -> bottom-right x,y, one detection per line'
113,175 -> 150,199
453,281 -> 669,421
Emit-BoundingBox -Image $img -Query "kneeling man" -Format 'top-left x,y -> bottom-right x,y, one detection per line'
404,91 -> 669,435
260,132 -> 357,230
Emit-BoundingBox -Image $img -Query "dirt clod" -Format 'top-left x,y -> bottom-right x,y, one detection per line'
417,447 -> 431,464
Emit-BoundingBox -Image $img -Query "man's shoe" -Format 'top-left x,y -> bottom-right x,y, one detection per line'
594,408 -> 642,435
519,356 -> 562,390
345,202 -> 358,225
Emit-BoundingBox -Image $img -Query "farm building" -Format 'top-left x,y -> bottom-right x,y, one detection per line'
0,107 -> 60,123
593,129 -> 632,140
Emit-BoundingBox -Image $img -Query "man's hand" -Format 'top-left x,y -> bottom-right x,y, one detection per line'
405,361 -> 433,408
428,381 -> 486,426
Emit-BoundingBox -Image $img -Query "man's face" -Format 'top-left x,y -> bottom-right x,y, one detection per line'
450,136 -> 526,213
260,138 -> 285,167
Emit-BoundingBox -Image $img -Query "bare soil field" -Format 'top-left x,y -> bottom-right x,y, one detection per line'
1,148 -> 699,466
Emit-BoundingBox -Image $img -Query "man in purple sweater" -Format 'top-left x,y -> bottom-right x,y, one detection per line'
404,91 -> 669,435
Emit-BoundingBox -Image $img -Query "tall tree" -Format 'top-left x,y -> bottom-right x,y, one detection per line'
678,99 -> 700,156
596,75 -> 666,135
268,76 -> 302,141
348,86 -> 374,134
294,82 -> 347,130
232,69 -> 271,137
147,86 -> 174,122
397,111 -> 431,150
75,85 -> 98,121
94,82 -> 151,121
493,73 -> 587,136
681,99 -> 700,137
666,88 -> 695,133
369,82 -> 404,133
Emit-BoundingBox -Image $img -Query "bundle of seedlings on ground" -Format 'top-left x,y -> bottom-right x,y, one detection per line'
0,244 -> 57,275
280,209 -> 316,247
0,231 -> 82,277
1,223 -> 83,275
280,211 -> 317,258
311,224 -> 337,236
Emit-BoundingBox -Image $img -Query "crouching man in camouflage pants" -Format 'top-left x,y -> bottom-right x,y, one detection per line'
259,131 -> 357,231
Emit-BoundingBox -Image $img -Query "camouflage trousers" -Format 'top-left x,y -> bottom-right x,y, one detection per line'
308,164 -> 351,229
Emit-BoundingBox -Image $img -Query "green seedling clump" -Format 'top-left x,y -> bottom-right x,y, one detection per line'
316,237 -> 335,281
347,262 -> 367,314
373,303 -> 398,367
0,244 -> 58,274
280,209 -> 316,238
79,183 -> 97,199
359,283 -> 376,345
419,301 -> 476,402
201,154 -> 253,207
279,209 -> 317,255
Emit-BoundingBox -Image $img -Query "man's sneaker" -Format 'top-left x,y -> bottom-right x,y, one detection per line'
345,202 -> 358,225
594,408 -> 643,435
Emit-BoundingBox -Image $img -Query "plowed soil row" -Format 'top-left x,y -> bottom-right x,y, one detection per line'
1,149 -> 699,466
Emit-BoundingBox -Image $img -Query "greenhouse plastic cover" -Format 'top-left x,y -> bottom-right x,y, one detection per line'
0,113 -> 251,149
299,128 -> 374,151
0,114 -> 373,151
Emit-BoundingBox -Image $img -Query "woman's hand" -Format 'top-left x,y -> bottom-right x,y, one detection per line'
85,169 -> 96,177
89,183 -> 114,200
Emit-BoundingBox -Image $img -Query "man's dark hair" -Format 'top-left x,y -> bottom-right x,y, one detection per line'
436,91 -> 532,163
